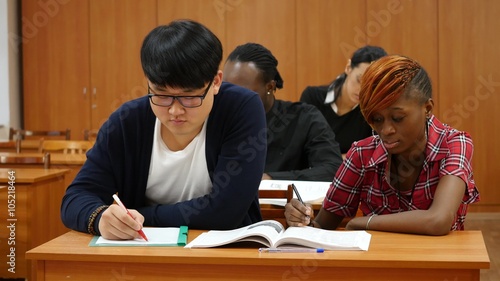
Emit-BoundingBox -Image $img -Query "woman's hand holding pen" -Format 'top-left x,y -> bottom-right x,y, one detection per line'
98,204 -> 145,240
285,198 -> 314,227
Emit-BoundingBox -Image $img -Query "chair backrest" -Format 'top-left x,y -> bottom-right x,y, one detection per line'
0,140 -> 21,153
8,127 -> 16,140
0,152 -> 51,169
11,128 -> 71,140
83,129 -> 98,141
258,184 -> 293,227
39,140 -> 93,154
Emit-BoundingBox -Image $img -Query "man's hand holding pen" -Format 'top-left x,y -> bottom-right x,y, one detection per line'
98,204 -> 146,240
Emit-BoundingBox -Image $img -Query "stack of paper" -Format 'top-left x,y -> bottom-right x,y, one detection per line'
259,180 -> 331,206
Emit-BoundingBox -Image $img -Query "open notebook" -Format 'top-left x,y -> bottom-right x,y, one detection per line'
89,226 -> 188,247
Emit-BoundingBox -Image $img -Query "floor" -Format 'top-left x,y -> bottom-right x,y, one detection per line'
464,212 -> 500,281
1,212 -> 498,281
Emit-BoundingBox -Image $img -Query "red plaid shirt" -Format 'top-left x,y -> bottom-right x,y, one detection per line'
323,115 -> 479,230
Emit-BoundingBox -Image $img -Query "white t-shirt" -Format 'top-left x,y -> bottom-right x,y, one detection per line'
146,118 -> 212,205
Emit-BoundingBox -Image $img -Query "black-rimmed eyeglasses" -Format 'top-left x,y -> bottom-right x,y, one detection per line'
148,80 -> 213,108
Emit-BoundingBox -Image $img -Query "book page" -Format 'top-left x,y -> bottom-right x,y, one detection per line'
185,220 -> 284,248
274,227 -> 371,251
259,180 -> 330,206
90,227 -> 186,247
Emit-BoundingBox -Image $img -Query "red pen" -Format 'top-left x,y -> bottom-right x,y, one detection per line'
112,194 -> 149,241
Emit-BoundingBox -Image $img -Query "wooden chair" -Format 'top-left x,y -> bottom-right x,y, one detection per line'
8,127 -> 15,140
0,152 -> 51,169
39,140 -> 93,154
11,128 -> 71,140
83,129 -> 98,141
18,139 -> 45,153
258,184 -> 293,227
0,140 -> 21,153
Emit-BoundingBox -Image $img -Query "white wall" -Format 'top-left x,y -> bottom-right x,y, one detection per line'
0,0 -> 21,140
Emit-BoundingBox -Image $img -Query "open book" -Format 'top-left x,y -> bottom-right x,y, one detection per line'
185,220 -> 371,251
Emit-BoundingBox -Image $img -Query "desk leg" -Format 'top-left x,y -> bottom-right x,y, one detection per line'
31,260 -> 45,281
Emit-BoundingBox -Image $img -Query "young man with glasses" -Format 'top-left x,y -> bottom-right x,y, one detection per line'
61,20 -> 267,240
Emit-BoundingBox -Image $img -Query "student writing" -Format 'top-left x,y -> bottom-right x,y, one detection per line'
286,55 -> 480,235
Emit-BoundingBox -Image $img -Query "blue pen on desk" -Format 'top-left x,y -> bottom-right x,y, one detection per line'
259,248 -> 324,253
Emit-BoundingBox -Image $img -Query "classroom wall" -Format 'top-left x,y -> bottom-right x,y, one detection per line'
17,0 -> 500,211
155,0 -> 500,211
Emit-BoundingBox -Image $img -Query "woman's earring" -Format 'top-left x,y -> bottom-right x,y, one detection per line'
267,91 -> 271,95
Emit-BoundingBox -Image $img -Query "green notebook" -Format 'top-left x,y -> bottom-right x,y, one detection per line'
89,226 -> 188,247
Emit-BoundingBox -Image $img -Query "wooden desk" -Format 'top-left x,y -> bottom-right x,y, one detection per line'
0,152 -> 86,166
0,140 -> 18,153
0,152 -> 86,188
27,230 -> 489,281
0,168 -> 70,280
22,140 -> 43,152
0,140 -> 42,153
258,179 -> 362,227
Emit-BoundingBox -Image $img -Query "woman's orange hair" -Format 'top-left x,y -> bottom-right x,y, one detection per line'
359,55 -> 423,125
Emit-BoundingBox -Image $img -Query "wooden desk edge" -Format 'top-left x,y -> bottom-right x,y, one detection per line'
26,230 -> 490,270
0,152 -> 86,165
0,168 -> 69,183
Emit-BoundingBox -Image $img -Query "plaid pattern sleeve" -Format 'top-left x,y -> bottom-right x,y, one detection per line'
433,122 -> 480,230
437,129 -> 478,202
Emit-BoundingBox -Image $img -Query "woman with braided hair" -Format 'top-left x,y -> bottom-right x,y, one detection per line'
285,55 -> 480,235
300,46 -> 387,155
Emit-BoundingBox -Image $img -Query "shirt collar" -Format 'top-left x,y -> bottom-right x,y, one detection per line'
324,89 -> 335,104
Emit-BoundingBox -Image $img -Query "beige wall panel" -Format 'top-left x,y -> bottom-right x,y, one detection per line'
366,0 -> 439,114
157,0 -> 226,56
439,0 -> 500,211
22,0 -> 91,136
89,0 -> 158,130
296,0 -> 366,102
225,0 -> 297,101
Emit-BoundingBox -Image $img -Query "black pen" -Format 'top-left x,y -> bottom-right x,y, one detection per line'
292,183 -> 310,221
291,183 -> 305,205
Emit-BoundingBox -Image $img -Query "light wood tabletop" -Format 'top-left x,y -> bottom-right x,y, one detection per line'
0,168 -> 69,183
0,140 -> 42,153
0,152 -> 86,165
26,229 -> 490,281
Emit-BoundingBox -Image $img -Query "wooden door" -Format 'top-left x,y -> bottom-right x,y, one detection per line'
158,0 -> 294,100
296,0 -> 366,102
438,0 -> 500,211
157,0 -> 227,67
366,0 -> 439,114
22,0 -> 91,138
225,0 -> 297,101
89,0 -> 158,130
